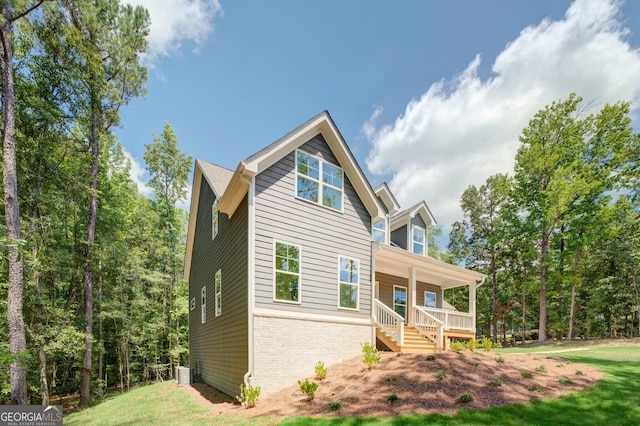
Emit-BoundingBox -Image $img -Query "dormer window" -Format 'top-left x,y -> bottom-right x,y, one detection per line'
296,150 -> 343,211
412,225 -> 426,256
373,220 -> 386,243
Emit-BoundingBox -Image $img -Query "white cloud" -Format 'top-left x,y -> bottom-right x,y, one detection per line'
123,0 -> 223,65
123,150 -> 153,198
364,0 -> 640,234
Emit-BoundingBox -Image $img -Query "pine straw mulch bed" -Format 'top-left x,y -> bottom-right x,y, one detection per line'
181,350 -> 601,422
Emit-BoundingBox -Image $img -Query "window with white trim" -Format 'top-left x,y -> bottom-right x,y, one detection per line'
394,285 -> 407,319
372,220 -> 386,243
201,286 -> 206,323
212,199 -> 219,239
274,241 -> 300,303
424,291 -> 436,308
296,150 -> 343,211
215,269 -> 222,317
412,225 -> 426,256
338,256 -> 359,309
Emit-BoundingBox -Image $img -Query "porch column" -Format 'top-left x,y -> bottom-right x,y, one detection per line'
408,267 -> 416,325
469,281 -> 476,332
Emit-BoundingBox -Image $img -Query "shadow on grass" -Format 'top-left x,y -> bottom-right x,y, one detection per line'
280,355 -> 640,426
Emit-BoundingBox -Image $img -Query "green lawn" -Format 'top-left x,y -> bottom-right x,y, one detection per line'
66,341 -> 640,425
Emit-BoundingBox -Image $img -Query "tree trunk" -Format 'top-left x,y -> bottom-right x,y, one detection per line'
79,98 -> 100,407
568,285 -> 576,341
39,348 -> 49,405
538,233 -> 550,342
490,253 -> 498,343
632,274 -> 640,337
1,3 -> 27,405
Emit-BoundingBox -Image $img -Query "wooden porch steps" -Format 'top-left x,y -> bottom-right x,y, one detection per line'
376,325 -> 439,353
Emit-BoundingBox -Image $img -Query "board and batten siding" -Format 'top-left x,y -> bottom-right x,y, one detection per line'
188,180 -> 248,397
253,135 -> 373,319
376,272 -> 443,310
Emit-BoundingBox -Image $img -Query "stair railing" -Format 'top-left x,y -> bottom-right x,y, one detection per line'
374,300 -> 404,346
413,306 -> 444,348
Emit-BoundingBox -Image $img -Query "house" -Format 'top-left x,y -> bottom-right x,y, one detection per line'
184,111 -> 485,397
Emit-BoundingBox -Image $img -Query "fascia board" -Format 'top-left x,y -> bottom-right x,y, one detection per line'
184,163 -> 203,281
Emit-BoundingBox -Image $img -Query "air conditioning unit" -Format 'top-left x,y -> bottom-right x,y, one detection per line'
177,366 -> 192,386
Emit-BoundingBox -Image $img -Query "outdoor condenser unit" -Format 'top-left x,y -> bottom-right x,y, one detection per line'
177,366 -> 193,386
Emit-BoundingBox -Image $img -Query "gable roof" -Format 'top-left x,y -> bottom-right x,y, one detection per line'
390,200 -> 437,229
184,111 -> 386,281
374,182 -> 401,216
217,110 -> 385,222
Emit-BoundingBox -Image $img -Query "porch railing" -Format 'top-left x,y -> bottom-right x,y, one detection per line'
374,299 -> 404,346
424,307 -> 473,330
413,306 -> 444,348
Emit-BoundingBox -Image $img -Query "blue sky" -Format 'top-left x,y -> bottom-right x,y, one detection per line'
118,0 -> 640,237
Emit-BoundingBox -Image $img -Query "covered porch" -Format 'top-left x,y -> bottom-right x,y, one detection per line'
372,243 -> 486,351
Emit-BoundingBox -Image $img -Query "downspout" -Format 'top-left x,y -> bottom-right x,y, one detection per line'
244,175 -> 256,388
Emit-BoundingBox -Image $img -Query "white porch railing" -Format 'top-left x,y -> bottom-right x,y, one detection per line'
413,306 -> 444,348
424,307 -> 473,330
374,299 -> 404,346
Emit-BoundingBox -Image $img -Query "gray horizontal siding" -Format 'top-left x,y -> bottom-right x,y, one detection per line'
188,180 -> 248,397
253,135 -> 372,319
376,272 -> 442,310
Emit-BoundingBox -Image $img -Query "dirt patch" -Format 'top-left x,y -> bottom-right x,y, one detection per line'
180,350 -> 601,422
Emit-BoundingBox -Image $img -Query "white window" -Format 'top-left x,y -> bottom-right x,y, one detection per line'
412,225 -> 426,256
190,297 -> 195,311
393,285 -> 407,319
372,220 -> 386,243
201,286 -> 206,324
296,150 -> 343,211
338,256 -> 359,310
274,241 -> 301,303
424,291 -> 436,308
215,269 -> 222,317
212,199 -> 219,239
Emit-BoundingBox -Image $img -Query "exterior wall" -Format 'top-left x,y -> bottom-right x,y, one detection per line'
251,315 -> 371,395
411,215 -> 427,230
188,181 -> 249,397
375,272 -> 443,310
390,225 -> 407,250
253,134 -> 372,319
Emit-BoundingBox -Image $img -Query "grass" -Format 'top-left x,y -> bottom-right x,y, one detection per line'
67,340 -> 640,425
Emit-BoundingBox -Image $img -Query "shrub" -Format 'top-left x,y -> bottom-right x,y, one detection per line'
361,342 -> 381,369
493,341 -> 502,349
466,338 -> 478,352
481,337 -> 493,352
559,378 -> 574,385
455,393 -> 474,403
387,393 -> 398,403
449,341 -> 465,352
298,379 -> 319,401
315,361 -> 327,380
489,380 -> 502,387
425,354 -> 436,361
534,365 -> 548,374
576,370 -> 585,376
521,370 -> 533,379
528,385 -> 544,392
496,355 -> 505,363
384,376 -> 397,382
327,401 -> 342,411
236,384 -> 261,408
434,370 -> 447,380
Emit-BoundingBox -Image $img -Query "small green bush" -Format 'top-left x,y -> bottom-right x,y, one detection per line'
384,376 -> 397,382
298,379 -> 319,401
455,393 -> 474,403
496,355 -> 505,363
481,337 -> 493,352
425,354 -> 436,361
434,370 -> 447,380
236,384 -> 261,408
466,338 -> 478,352
449,341 -> 465,352
387,393 -> 398,402
315,361 -> 327,380
489,380 -> 502,387
576,370 -> 585,376
521,370 -> 533,379
559,378 -> 574,385
327,401 -> 342,411
534,365 -> 548,374
528,385 -> 543,392
361,342 -> 381,369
